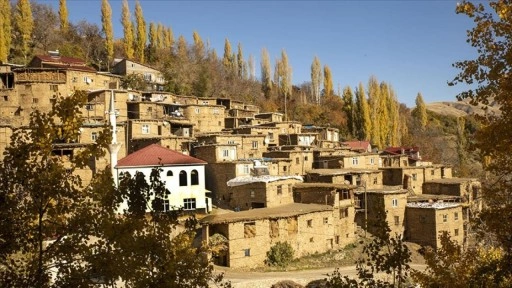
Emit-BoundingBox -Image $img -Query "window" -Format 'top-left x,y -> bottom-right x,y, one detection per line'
335,236 -> 340,244
91,132 -> 98,142
147,107 -> 153,112
179,171 -> 187,186
277,185 -> 282,195
183,198 -> 196,210
222,149 -> 229,157
373,177 -> 378,185
50,84 -> 58,92
296,157 -> 300,164
323,217 -> 329,224
352,157 -> 359,165
72,77 -> 77,83
195,108 -> 200,114
392,198 -> 398,207
85,104 -> 94,111
213,108 -> 219,114
431,170 -> 435,176
227,140 -> 235,144
191,170 -> 199,185
250,191 -> 255,198
443,214 -> 448,222
268,132 -> 274,140
454,229 -> 459,236
340,208 -> 349,218
370,158 -> 375,165
3,96 -> 8,101
412,173 -> 417,180
243,165 -> 250,174
341,190 -> 350,200
244,249 -> 251,257
244,222 -> 256,238
454,212 -> 459,221
305,156 -> 309,161
283,166 -> 287,172
166,171 -> 173,177
252,141 -> 258,149
307,219 -> 313,228
310,237 -> 314,243
394,216 -> 400,226
142,124 -> 150,134
32,98 -> 39,104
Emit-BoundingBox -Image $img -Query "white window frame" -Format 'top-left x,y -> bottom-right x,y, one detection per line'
222,149 -> 229,158
183,198 -> 196,210
252,141 -> 258,149
142,124 -> 150,134
352,157 -> 359,165
91,132 -> 98,142
392,198 -> 398,207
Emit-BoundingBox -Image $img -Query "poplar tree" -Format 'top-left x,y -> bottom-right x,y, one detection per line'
59,0 -> 68,32
156,23 -> 164,49
355,82 -> 371,141
236,42 -> 244,78
261,48 -> 272,99
163,26 -> 174,50
379,82 -> 391,148
342,86 -> 355,137
135,0 -> 146,63
121,0 -> 134,59
101,0 -> 113,66
367,76 -> 381,148
176,35 -> 188,61
413,92 -> 428,129
323,65 -> 333,97
276,49 -> 292,119
388,86 -> 400,147
311,56 -> 322,105
14,0 -> 33,63
192,31 -> 205,61
147,22 -> 157,62
0,0 -> 11,62
223,38 -> 234,72
248,54 -> 255,80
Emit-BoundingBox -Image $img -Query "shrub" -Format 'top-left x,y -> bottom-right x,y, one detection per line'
266,241 -> 294,267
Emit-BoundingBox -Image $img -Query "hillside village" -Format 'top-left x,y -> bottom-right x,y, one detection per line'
0,53 -> 482,269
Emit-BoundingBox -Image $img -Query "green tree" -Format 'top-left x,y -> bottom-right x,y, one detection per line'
449,1 -> 512,283
14,0 -> 34,63
0,0 -> 11,62
101,0 -> 113,66
355,82 -> 372,141
121,0 -> 134,59
58,0 -> 68,33
342,86 -> 355,137
261,47 -> 272,99
412,93 -> 427,129
311,56 -> 323,105
323,65 -> 333,98
134,0 -> 146,63
266,242 -> 294,267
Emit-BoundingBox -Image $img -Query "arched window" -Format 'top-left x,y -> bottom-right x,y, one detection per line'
191,170 -> 199,185
179,170 -> 187,186
166,170 -> 173,177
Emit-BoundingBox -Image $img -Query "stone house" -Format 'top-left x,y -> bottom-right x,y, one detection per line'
305,168 -> 383,190
181,104 -> 226,134
115,144 -> 211,213
342,141 -> 372,153
111,58 -> 165,91
405,202 -> 464,249
354,188 -> 408,236
196,133 -> 268,159
84,89 -> 129,123
381,166 -> 452,195
302,125 -> 340,148
225,175 -> 303,210
293,183 -> 358,247
259,121 -> 302,135
192,143 -> 238,163
316,153 -> 380,170
422,178 -> 482,212
200,203 -> 336,268
263,147 -> 314,176
278,133 -> 317,147
231,126 -> 280,147
254,112 -> 284,123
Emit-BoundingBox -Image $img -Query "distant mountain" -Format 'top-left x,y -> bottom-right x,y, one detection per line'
426,98 -> 500,118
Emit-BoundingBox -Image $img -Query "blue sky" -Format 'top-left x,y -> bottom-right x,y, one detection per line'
40,0 -> 479,107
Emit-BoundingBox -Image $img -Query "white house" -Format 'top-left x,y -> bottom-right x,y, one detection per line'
115,144 -> 211,213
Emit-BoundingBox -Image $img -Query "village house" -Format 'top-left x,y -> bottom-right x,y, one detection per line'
254,112 -> 284,123
278,133 -> 317,147
200,203 -> 337,268
302,125 -> 340,149
422,178 -> 482,212
380,166 -> 452,195
258,121 -> 302,135
111,58 -> 165,91
314,153 -> 381,170
263,147 -> 314,176
225,175 -> 303,210
181,104 -> 226,134
342,141 -> 372,153
115,144 -> 211,213
382,146 -> 421,166
231,125 -> 280,147
195,133 -> 268,159
293,183 -> 358,247
305,168 -> 383,189
405,202 -> 464,249
354,188 -> 408,236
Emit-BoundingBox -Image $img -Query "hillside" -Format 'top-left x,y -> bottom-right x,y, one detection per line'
426,98 -> 500,118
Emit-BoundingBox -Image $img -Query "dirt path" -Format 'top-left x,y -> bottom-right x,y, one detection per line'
216,264 -> 426,288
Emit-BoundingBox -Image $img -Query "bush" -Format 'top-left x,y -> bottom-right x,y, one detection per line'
266,241 -> 294,267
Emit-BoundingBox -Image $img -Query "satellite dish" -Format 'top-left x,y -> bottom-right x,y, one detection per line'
264,136 -> 270,144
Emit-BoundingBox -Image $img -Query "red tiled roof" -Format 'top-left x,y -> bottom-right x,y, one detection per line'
36,55 -> 86,64
384,146 -> 419,155
116,144 -> 206,167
